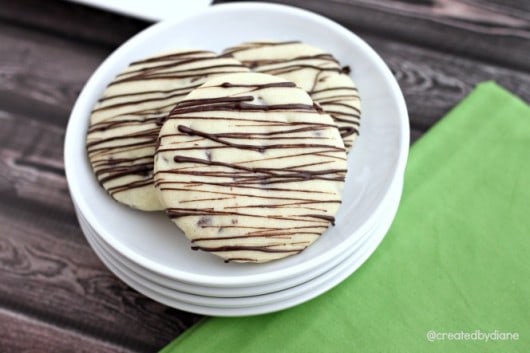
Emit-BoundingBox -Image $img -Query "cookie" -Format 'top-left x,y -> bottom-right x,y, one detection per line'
86,50 -> 249,210
223,41 -> 361,150
154,72 -> 347,263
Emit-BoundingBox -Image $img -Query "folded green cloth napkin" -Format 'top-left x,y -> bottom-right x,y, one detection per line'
161,82 -> 530,353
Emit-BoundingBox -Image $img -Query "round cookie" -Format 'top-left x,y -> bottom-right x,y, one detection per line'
223,41 -> 361,150
154,72 -> 347,263
87,50 -> 249,210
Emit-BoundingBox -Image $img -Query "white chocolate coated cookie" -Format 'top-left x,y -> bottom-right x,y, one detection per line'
154,72 -> 347,263
87,50 -> 248,210
223,41 -> 361,150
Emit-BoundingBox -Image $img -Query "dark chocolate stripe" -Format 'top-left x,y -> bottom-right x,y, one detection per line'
223,41 -> 361,147
87,51 -> 248,202
130,50 -> 211,65
191,231 -> 322,243
191,245 -> 302,254
157,184 -> 336,195
153,73 -> 347,260
98,85 -> 200,104
175,125 -> 344,153
219,81 -> 296,89
260,64 -> 342,75
110,65 -> 247,85
222,40 -> 302,56
165,208 -> 332,224
92,90 -> 190,113
310,86 -> 359,94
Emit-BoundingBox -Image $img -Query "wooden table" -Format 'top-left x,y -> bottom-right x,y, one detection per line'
0,0 -> 528,351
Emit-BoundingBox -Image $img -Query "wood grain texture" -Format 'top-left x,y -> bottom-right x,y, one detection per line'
0,110 -> 70,213
0,196 -> 201,352
0,22 -> 110,126
0,308 -> 137,353
363,32 -> 530,130
0,112 -> 202,350
235,0 -> 530,71
0,0 -> 148,48
0,17 -> 195,353
0,0 -> 529,351
3,0 -> 529,72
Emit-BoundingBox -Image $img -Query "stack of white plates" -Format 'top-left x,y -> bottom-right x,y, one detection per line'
64,3 -> 409,316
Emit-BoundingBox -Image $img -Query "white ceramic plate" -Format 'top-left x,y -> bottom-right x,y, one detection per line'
87,214 -> 379,297
87,174 -> 400,309
79,177 -> 403,315
82,211 -> 371,306
82,216 -> 373,308
65,2 -> 408,287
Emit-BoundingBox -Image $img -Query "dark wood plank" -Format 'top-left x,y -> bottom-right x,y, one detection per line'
0,112 -> 202,352
0,111 -> 70,213
0,0 -> 148,48
362,31 -> 530,130
0,111 -> 200,352
410,128 -> 424,144
0,111 -> 201,350
217,0 -> 530,71
2,0 -> 529,72
0,22 -> 111,127
0,308 -> 137,353
473,0 -> 530,13
0,118 -> 201,353
0,195 -> 200,352
0,19 -> 200,352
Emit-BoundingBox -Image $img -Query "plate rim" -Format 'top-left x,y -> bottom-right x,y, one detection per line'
81,176 -> 403,315
83,210 -> 378,297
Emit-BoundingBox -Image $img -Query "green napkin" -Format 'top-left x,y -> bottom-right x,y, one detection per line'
161,82 -> 530,353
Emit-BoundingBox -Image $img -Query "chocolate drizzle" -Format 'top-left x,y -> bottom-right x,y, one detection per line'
223,41 -> 361,150
86,50 -> 249,210
154,73 -> 347,262
175,125 -> 345,154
